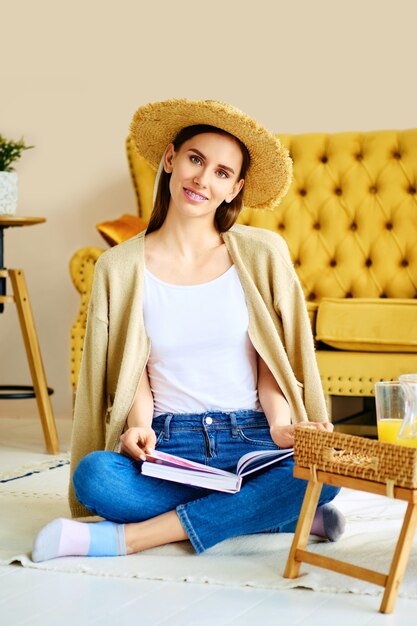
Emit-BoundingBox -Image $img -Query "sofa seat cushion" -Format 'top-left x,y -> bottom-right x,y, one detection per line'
316,298 -> 417,352
317,350 -> 417,395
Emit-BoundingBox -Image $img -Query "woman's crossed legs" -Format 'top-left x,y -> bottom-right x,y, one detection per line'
32,450 -> 343,560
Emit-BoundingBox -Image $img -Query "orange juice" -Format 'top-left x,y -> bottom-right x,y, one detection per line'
396,419 -> 417,447
396,436 -> 417,448
377,419 -> 403,443
378,418 -> 417,446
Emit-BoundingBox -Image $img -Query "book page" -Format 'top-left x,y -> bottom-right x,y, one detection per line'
237,448 -> 294,476
145,450 -> 232,476
142,461 -> 240,492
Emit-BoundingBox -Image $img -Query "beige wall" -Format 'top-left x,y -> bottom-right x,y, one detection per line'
1,0 -> 416,421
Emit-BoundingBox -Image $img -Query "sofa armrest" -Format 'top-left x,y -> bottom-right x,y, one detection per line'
306,301 -> 318,336
69,247 -> 105,394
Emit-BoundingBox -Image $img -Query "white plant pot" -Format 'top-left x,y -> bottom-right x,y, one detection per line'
0,172 -> 18,215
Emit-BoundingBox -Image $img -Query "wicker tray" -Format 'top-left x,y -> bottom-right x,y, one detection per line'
294,428 -> 417,489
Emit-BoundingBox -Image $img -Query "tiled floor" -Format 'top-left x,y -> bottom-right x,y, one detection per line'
1,413 -> 416,625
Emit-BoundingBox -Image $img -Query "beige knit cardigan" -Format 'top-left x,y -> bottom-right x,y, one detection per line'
69,224 -> 328,517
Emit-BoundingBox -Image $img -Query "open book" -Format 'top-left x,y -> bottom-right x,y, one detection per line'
141,447 -> 294,493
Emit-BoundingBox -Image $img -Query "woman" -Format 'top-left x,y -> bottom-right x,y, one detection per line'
33,99 -> 344,561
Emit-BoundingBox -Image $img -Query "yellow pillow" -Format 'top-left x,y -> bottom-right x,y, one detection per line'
96,214 -> 147,247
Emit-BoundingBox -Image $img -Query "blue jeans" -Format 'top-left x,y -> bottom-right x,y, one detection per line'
73,410 -> 340,553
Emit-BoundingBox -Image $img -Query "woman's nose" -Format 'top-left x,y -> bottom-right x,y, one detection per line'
194,169 -> 209,187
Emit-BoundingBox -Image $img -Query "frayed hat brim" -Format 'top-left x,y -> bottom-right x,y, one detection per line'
130,99 -> 292,210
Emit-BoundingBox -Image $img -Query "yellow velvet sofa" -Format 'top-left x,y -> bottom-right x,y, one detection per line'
70,129 -> 417,431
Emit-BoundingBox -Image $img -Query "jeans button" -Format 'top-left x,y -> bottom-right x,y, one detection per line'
205,416 -> 213,425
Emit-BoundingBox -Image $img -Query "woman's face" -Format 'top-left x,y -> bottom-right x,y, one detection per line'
163,132 -> 245,220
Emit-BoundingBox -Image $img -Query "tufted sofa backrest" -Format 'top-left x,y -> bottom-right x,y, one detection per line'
126,129 -> 417,302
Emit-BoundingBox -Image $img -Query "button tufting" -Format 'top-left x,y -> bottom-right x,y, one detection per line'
409,185 -> 416,195
309,292 -> 316,301
369,185 -> 378,194
365,258 -> 372,267
380,292 -> 388,298
356,153 -> 364,161
299,189 -> 307,197
350,222 -> 357,231
401,259 -> 409,267
345,291 -> 353,298
294,259 -> 301,268
335,187 -> 342,196
393,151 -> 402,160
278,223 -> 285,231
329,259 -> 337,267
386,222 -> 393,230
321,155 -> 328,163
313,222 -> 321,230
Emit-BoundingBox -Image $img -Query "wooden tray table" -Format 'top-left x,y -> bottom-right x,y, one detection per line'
283,429 -> 417,613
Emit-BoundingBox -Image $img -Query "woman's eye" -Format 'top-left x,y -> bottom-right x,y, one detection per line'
217,170 -> 228,179
190,155 -> 202,165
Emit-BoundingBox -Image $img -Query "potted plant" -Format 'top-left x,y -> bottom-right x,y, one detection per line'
0,134 -> 34,215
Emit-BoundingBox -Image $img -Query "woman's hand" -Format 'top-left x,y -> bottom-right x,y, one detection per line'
119,426 -> 157,461
297,421 -> 334,432
269,424 -> 297,448
270,421 -> 333,448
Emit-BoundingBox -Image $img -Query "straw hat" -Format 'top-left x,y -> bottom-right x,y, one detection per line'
129,99 -> 292,210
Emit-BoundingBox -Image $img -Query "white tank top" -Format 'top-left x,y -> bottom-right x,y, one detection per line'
143,265 -> 261,416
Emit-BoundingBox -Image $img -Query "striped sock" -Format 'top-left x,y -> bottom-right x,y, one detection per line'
32,518 -> 126,562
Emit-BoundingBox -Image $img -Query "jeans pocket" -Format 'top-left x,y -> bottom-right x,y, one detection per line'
154,431 -> 165,448
237,426 -> 277,448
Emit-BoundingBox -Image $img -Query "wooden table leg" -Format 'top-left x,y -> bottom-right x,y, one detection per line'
380,501 -> 417,614
8,269 -> 59,454
284,479 -> 323,578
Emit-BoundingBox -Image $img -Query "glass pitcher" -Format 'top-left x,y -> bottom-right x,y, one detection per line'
396,373 -> 417,447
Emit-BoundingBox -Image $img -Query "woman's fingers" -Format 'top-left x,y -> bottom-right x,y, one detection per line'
120,430 -> 146,461
269,424 -> 296,448
295,421 -> 334,432
119,427 -> 157,461
312,422 -> 334,432
144,431 -> 157,454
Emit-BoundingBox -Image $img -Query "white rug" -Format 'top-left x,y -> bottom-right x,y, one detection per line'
1,461 -> 417,598
0,453 -> 70,482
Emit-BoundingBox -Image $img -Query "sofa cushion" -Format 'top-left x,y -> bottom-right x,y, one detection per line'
96,214 -> 147,246
316,298 -> 417,352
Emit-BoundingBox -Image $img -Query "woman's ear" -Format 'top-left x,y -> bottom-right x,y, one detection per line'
226,179 -> 245,203
163,143 -> 175,173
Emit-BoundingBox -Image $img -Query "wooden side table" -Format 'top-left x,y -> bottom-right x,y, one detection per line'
0,216 -> 59,454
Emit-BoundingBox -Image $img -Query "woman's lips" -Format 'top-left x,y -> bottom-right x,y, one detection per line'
183,188 -> 208,203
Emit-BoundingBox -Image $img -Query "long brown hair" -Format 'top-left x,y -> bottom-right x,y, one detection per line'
146,124 -> 250,234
